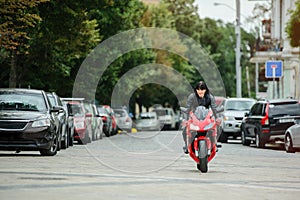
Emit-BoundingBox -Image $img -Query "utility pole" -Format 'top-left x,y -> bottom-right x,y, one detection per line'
235,0 -> 242,98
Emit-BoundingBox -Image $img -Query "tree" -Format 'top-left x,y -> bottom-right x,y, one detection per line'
162,0 -> 201,41
286,0 -> 300,47
23,0 -> 101,95
0,0 -> 49,88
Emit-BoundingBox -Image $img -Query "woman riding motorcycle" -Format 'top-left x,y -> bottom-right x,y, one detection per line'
182,81 -> 219,154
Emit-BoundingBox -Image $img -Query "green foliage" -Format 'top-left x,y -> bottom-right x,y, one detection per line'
0,0 -> 257,112
286,0 -> 300,47
0,0 -> 49,51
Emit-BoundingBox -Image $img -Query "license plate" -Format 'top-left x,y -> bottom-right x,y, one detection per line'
279,118 -> 294,123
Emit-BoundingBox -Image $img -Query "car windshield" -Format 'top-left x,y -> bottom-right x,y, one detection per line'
226,100 -> 255,111
154,109 -> 167,116
139,114 -> 155,120
47,94 -> 56,106
0,92 -> 47,112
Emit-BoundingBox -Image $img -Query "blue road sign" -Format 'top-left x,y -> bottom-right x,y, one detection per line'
265,60 -> 283,78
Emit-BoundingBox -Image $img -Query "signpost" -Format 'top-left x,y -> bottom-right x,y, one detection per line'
265,60 -> 283,98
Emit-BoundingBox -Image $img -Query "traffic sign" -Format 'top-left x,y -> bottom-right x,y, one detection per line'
265,60 -> 283,78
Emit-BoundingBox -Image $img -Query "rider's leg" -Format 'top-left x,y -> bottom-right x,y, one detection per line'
182,127 -> 188,154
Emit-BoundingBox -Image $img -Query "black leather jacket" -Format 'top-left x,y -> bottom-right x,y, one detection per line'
185,92 -> 218,120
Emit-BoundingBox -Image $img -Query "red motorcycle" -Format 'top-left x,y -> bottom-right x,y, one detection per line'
181,106 -> 222,173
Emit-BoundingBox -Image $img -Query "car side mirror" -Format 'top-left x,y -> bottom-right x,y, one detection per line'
50,106 -> 62,113
244,112 -> 249,117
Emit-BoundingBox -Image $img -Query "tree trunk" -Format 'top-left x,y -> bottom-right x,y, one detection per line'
9,50 -> 17,88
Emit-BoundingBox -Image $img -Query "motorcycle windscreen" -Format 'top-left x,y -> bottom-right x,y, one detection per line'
194,106 -> 209,120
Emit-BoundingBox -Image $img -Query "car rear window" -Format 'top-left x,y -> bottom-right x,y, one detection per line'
68,104 -> 84,116
269,102 -> 300,117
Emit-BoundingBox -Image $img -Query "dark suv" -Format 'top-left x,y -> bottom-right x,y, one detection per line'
241,99 -> 300,148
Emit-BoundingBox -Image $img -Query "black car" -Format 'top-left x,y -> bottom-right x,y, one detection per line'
47,92 -> 69,149
62,100 -> 74,147
0,88 -> 61,156
241,99 -> 300,148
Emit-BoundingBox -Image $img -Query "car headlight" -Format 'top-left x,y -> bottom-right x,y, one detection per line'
224,116 -> 235,121
190,124 -> 200,131
204,123 -> 214,130
32,118 -> 51,128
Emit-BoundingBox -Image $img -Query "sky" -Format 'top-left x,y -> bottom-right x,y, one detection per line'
195,0 -> 267,32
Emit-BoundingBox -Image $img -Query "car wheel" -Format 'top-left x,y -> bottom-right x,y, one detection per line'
69,128 -> 74,146
218,130 -> 228,143
255,132 -> 265,148
241,130 -> 251,146
126,128 -> 132,133
285,133 -> 296,153
40,134 -> 58,156
61,132 -> 68,149
79,131 -> 89,145
104,125 -> 111,137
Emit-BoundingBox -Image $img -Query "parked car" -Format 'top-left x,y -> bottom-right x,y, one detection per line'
284,119 -> 300,153
62,99 -> 91,144
102,105 -> 118,135
62,100 -> 74,147
83,103 -> 103,141
97,105 -> 113,137
113,108 -> 133,133
241,99 -> 300,148
153,107 -> 176,130
218,97 -> 256,143
47,92 -> 68,149
91,104 -> 104,140
0,88 -> 61,156
136,112 -> 161,131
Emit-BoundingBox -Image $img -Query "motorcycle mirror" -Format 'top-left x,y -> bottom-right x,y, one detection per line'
180,107 -> 188,113
216,105 -> 224,113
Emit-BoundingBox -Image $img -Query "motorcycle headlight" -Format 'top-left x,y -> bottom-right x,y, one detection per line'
204,123 -> 214,131
32,118 -> 51,128
190,124 -> 200,131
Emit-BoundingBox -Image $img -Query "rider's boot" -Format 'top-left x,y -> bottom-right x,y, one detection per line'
183,142 -> 188,154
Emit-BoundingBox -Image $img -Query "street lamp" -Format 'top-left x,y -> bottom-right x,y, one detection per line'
214,1 -> 242,98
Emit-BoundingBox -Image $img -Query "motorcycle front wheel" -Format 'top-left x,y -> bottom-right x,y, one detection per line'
197,140 -> 208,173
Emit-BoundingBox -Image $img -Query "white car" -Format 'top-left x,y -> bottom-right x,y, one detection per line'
219,98 -> 256,143
136,112 -> 161,131
284,119 -> 300,153
153,107 -> 176,130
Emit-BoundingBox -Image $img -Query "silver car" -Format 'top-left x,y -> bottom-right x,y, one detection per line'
284,119 -> 300,153
219,98 -> 256,143
136,112 -> 161,131
113,108 -> 133,133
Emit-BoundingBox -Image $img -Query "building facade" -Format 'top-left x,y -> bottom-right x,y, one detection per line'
250,0 -> 300,100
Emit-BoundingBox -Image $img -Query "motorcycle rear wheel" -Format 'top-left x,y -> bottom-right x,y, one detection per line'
197,140 -> 208,173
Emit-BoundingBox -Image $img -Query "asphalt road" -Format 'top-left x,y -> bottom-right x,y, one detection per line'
0,130 -> 300,200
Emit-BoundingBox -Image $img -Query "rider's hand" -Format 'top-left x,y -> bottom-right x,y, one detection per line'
216,118 -> 221,126
181,119 -> 187,127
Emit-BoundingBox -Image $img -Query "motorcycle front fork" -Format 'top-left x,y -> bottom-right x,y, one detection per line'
194,138 -> 211,157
